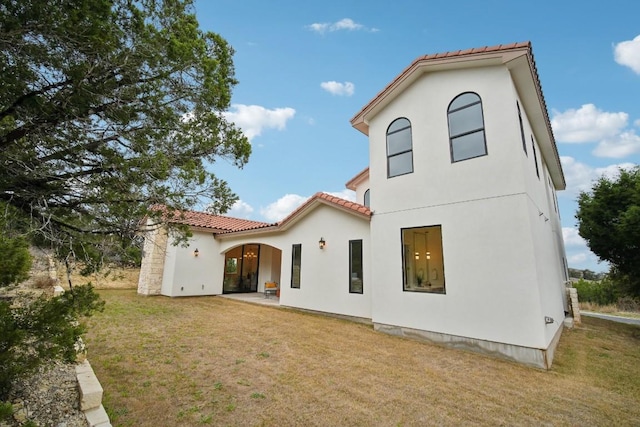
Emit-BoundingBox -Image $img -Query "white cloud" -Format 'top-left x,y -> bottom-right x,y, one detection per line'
308,23 -> 329,33
593,130 -> 640,158
562,229 -> 606,270
227,200 -> 254,218
332,18 -> 363,31
560,156 -> 636,196
307,18 -> 373,34
223,104 -> 296,141
320,81 -> 355,96
551,104 -> 640,158
260,194 -> 309,222
635,119 -> 640,127
551,104 -> 628,143
568,252 -> 588,265
258,190 -> 358,223
562,227 -> 586,247
614,34 -> 640,74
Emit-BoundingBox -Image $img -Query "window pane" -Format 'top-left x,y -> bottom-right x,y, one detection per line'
517,102 -> 527,155
402,226 -> 445,294
291,244 -> 301,288
451,130 -> 486,162
363,189 -> 370,207
349,240 -> 363,294
449,92 -> 480,111
388,118 -> 410,134
448,102 -> 483,137
387,127 -> 412,155
388,151 -> 413,177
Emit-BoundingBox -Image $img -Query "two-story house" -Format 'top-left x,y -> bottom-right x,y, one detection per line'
138,42 -> 569,369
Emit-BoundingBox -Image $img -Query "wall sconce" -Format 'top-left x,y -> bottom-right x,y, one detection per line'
193,248 -> 200,257
319,237 -> 326,249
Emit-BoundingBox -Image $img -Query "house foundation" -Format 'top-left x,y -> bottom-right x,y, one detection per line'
374,322 -> 564,370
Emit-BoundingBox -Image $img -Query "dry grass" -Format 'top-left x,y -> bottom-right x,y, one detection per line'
579,301 -> 640,319
84,290 -> 640,427
57,266 -> 139,290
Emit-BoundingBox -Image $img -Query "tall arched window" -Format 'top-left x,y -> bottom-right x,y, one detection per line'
447,92 -> 487,162
386,118 -> 413,178
363,189 -> 370,207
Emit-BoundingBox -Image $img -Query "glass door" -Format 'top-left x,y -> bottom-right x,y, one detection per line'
223,244 -> 260,293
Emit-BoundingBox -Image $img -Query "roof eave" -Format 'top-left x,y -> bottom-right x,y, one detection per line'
350,44 -> 530,136
345,167 -> 370,190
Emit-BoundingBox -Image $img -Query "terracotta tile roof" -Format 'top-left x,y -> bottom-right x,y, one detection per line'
167,209 -> 275,232
159,192 -> 370,237
277,192 -> 371,229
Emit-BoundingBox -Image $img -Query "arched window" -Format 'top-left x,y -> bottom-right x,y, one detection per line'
386,118 -> 413,177
363,189 -> 370,207
447,92 -> 487,162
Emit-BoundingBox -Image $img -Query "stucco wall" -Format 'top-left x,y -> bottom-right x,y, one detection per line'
219,205 -> 372,319
161,230 -> 224,296
365,65 -> 566,350
354,176 -> 370,206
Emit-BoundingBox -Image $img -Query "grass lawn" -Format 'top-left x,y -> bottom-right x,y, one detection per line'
84,290 -> 640,426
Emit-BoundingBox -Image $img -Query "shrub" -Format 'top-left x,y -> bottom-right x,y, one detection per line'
32,275 -> 57,289
573,278 -> 618,306
617,296 -> 640,312
0,235 -> 32,287
0,284 -> 104,400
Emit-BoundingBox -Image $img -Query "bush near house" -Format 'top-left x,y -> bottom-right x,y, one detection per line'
573,278 -> 618,306
574,277 -> 640,313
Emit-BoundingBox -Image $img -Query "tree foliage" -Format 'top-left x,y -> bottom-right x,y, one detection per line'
0,284 -> 104,400
0,0 -> 250,268
576,166 -> 640,296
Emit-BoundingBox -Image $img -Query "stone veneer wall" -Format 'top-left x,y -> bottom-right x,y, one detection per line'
137,225 -> 168,296
567,287 -> 581,324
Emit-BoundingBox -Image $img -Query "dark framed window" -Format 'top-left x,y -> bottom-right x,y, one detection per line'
401,225 -> 445,294
386,118 -> 413,177
531,135 -> 540,179
448,92 -> 487,162
517,102 -> 527,155
349,240 -> 363,294
291,244 -> 301,288
363,189 -> 370,208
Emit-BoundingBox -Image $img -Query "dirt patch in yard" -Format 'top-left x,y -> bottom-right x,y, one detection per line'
84,290 -> 640,426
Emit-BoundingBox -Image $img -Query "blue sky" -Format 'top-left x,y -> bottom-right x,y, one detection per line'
193,0 -> 640,272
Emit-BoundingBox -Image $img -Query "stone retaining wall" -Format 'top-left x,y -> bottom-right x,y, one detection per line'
76,360 -> 111,427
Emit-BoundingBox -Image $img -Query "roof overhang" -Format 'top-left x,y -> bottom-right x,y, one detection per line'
216,192 -> 371,240
345,167 -> 370,190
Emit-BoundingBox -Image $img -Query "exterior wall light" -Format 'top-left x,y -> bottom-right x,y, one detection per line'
193,248 -> 200,257
319,237 -> 326,249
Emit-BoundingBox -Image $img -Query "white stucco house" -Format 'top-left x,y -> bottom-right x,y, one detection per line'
138,42 -> 570,369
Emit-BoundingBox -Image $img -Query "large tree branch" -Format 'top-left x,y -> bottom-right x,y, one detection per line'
0,78 -> 72,121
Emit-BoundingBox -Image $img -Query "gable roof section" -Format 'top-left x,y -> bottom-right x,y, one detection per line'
164,193 -> 371,238
350,42 -> 566,190
345,167 -> 370,190
276,192 -> 371,231
167,209 -> 274,232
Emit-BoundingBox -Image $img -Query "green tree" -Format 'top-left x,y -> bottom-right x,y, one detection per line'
0,0 -> 251,268
0,0 -> 248,403
576,166 -> 640,296
0,235 -> 32,287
